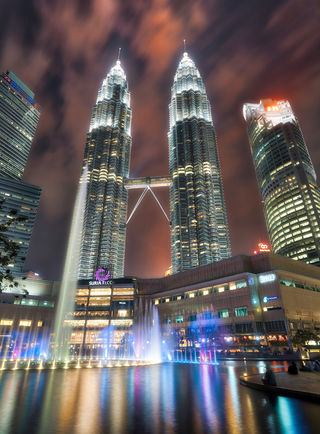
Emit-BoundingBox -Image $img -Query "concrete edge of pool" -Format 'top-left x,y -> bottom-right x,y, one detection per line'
240,372 -> 320,402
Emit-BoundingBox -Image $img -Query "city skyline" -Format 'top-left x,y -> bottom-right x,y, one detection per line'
0,1 -> 319,280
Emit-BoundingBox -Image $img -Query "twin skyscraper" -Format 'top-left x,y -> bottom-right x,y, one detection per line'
78,50 -> 320,280
78,49 -> 231,279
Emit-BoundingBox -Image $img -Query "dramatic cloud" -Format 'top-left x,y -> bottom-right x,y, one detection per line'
0,0 -> 319,279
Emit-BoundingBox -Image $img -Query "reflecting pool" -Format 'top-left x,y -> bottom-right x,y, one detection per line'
0,361 -> 318,434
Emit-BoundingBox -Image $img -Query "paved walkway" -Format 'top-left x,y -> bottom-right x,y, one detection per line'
240,371 -> 320,402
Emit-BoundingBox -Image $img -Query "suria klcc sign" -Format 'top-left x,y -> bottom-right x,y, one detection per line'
88,268 -> 112,286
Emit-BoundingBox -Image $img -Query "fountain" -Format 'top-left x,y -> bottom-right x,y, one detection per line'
52,166 -> 88,361
133,299 -> 162,364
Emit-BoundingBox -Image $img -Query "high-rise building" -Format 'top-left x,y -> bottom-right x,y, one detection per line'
78,59 -> 132,279
0,71 -> 41,276
0,71 -> 40,180
168,51 -> 231,273
243,99 -> 320,265
0,177 -> 41,275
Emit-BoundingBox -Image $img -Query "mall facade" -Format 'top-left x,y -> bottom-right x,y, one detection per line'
0,253 -> 320,356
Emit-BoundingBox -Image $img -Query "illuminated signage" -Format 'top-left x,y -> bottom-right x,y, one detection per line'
263,296 -> 278,303
95,268 -> 111,282
258,273 -> 276,284
266,105 -> 279,112
4,73 -> 36,106
253,242 -> 271,255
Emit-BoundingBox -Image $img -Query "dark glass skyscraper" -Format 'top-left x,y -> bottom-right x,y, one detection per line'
169,51 -> 231,273
0,71 -> 40,180
0,71 -> 41,275
79,59 -> 132,279
243,99 -> 320,265
0,177 -> 41,275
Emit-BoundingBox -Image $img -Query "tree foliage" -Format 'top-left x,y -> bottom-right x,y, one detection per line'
291,329 -> 319,346
0,199 -> 27,292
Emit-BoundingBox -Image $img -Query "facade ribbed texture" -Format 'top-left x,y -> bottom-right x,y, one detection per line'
78,60 -> 132,279
0,176 -> 41,274
0,72 -> 40,180
169,52 -> 231,274
0,71 -> 41,276
244,99 -> 320,266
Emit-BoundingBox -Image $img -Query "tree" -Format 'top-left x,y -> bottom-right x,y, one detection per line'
0,199 -> 27,293
291,329 -> 319,347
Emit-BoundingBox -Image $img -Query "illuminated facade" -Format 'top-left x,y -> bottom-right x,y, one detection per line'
169,51 -> 231,273
0,71 -> 41,275
78,59 -> 132,279
0,71 -> 40,180
243,100 -> 320,266
69,279 -> 135,357
138,253 -> 320,351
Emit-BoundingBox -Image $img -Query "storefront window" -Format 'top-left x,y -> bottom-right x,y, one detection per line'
218,309 -> 229,319
235,307 -> 248,317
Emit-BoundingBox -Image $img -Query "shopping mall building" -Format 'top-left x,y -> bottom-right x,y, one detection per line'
1,253 -> 320,356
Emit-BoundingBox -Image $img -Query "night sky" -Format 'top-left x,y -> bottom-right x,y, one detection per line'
0,0 -> 319,280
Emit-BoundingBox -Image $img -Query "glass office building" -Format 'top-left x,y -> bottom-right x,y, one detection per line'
168,51 -> 231,273
0,71 -> 41,276
0,176 -> 41,275
243,99 -> 320,265
68,279 -> 135,358
78,59 -> 132,279
0,71 -> 40,180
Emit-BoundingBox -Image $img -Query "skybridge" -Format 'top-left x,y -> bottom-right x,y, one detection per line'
125,176 -> 171,224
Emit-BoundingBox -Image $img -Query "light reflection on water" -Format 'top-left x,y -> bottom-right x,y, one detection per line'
0,362 -> 318,434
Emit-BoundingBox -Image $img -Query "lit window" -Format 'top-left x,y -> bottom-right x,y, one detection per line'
37,321 -> 43,327
21,299 -> 38,306
189,293 -> 195,298
165,298 -> 170,303
218,310 -> 229,319
229,283 -> 236,290
177,296 -> 181,301
218,287 -> 224,293
175,315 -> 183,323
236,280 -> 247,289
202,290 -> 209,296
235,307 -> 248,317
118,310 -> 127,317
0,319 -> 13,326
154,299 -> 159,305
19,320 -> 32,327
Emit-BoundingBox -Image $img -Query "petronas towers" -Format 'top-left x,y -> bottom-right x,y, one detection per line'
169,51 -> 230,272
78,50 -> 230,279
78,59 -> 131,279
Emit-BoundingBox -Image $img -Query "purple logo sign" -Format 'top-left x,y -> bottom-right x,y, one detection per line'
95,268 -> 111,282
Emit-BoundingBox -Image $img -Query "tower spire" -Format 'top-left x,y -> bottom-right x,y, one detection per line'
183,39 -> 186,53
117,47 -> 121,62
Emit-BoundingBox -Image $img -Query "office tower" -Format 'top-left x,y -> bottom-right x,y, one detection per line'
0,177 -> 41,275
78,58 -> 132,279
168,50 -> 231,273
0,71 -> 41,276
0,71 -> 40,180
243,99 -> 320,265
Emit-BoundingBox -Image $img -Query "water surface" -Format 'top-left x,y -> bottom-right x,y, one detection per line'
0,361 -> 318,433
